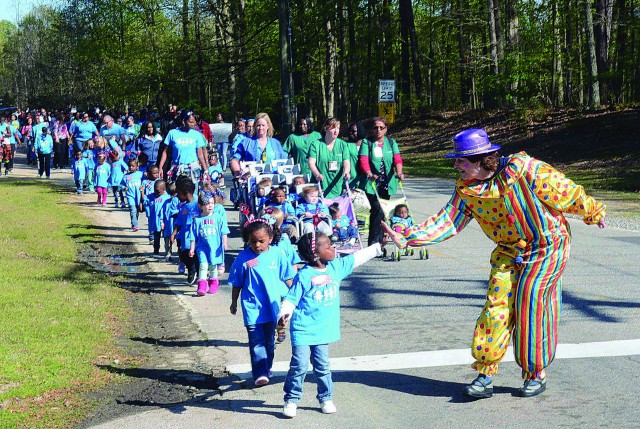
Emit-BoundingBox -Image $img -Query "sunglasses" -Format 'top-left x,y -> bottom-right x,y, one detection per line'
372,126 -> 386,130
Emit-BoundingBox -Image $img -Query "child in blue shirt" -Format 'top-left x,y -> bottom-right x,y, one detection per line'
207,152 -> 224,188
163,181 -> 180,262
94,154 -> 111,205
109,151 -> 128,208
142,179 -> 171,255
169,176 -> 200,284
288,176 -> 307,205
295,186 -> 332,237
72,150 -> 86,194
141,165 -> 160,244
121,158 -> 144,231
34,126 -> 54,179
83,139 -> 96,192
228,216 -> 296,387
390,203 -> 414,234
328,203 -> 358,246
265,187 -> 297,241
202,181 -> 230,276
278,231 -> 385,418
188,191 -> 229,296
260,206 -> 301,344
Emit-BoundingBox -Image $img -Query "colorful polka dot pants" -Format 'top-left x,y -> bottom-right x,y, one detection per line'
472,236 -> 570,379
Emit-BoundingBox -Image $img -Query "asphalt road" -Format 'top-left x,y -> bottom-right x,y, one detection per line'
84,175 -> 640,429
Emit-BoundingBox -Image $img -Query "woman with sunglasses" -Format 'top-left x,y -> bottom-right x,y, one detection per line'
230,112 -> 286,177
358,117 -> 404,246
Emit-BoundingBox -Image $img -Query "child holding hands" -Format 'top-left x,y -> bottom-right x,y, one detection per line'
228,214 -> 295,387
278,231 -> 386,418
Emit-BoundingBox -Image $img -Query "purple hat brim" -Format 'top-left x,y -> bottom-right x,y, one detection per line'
444,143 -> 501,159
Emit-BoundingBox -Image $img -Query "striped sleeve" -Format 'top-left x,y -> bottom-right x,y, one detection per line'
400,192 -> 473,246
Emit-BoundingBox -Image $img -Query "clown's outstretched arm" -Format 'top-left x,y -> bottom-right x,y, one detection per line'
383,192 -> 473,249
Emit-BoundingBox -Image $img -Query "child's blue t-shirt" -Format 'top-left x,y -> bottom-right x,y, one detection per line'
175,199 -> 200,250
190,212 -> 226,265
266,200 -> 296,224
285,255 -> 355,346
121,170 -> 144,204
109,159 -> 128,187
272,234 -> 302,267
72,158 -> 87,181
94,163 -> 111,188
332,215 -> 353,231
141,178 -> 158,215
207,163 -> 223,179
228,246 -> 295,326
390,215 -> 413,228
163,196 -> 180,238
83,149 -> 96,171
144,192 -> 171,232
295,201 -> 329,222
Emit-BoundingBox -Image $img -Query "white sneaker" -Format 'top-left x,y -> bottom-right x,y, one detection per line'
254,375 -> 269,386
283,402 -> 297,418
321,400 -> 337,414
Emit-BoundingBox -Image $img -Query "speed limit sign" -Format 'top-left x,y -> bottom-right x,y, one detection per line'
378,80 -> 396,102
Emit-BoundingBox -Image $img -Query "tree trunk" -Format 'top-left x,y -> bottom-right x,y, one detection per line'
182,0 -> 190,100
584,0 -> 601,109
399,0 -> 412,116
347,0 -> 358,120
457,0 -> 471,107
278,0 -> 293,134
325,11 -> 337,119
193,0 -> 205,106
594,0 -> 614,104
552,0 -> 564,107
381,0 -> 393,78
506,0 -> 519,106
486,0 -> 503,107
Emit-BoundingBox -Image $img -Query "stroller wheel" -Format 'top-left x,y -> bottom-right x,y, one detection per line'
393,250 -> 401,261
419,249 -> 425,260
425,249 -> 429,259
409,248 -> 414,256
382,247 -> 387,258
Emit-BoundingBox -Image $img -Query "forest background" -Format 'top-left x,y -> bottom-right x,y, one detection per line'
0,0 -> 638,124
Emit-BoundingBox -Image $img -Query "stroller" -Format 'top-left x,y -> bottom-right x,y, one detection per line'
372,181 -> 428,261
321,181 -> 364,255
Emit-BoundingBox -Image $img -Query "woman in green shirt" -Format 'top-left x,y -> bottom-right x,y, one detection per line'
358,117 -> 405,245
283,118 -> 322,175
308,118 -> 351,199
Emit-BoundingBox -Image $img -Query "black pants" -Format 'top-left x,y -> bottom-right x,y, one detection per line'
38,153 -> 51,178
366,189 -> 389,246
53,139 -> 68,168
179,248 -> 199,276
153,231 -> 162,254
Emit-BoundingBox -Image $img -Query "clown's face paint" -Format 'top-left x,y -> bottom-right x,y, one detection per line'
454,158 -> 484,181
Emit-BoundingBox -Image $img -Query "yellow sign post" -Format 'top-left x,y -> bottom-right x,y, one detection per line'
378,102 -> 396,124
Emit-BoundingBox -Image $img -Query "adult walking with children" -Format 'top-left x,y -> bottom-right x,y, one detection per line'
382,128 -> 607,399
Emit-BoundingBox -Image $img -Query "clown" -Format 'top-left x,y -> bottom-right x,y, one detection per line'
383,128 -> 606,398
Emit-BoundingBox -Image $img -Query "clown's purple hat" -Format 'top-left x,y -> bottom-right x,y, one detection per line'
444,128 -> 501,158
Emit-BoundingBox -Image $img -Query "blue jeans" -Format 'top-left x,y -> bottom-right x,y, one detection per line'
112,186 -> 124,205
246,322 -> 276,380
127,197 -> 138,228
284,344 -> 332,404
217,141 -> 229,170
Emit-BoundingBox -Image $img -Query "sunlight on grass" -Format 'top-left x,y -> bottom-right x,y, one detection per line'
0,180 -> 130,427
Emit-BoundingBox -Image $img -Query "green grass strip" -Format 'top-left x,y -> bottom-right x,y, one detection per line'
0,179 -> 129,427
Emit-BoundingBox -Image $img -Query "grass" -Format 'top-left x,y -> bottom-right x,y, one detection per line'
0,179 -> 130,428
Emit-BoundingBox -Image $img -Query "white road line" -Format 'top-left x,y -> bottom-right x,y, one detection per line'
226,339 -> 640,378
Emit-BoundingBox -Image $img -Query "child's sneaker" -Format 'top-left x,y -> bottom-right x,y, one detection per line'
207,278 -> 219,294
282,402 -> 297,418
178,263 -> 186,275
320,400 -> 337,414
254,375 -> 269,387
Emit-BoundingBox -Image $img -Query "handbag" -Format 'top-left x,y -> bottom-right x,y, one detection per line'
350,188 -> 371,214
